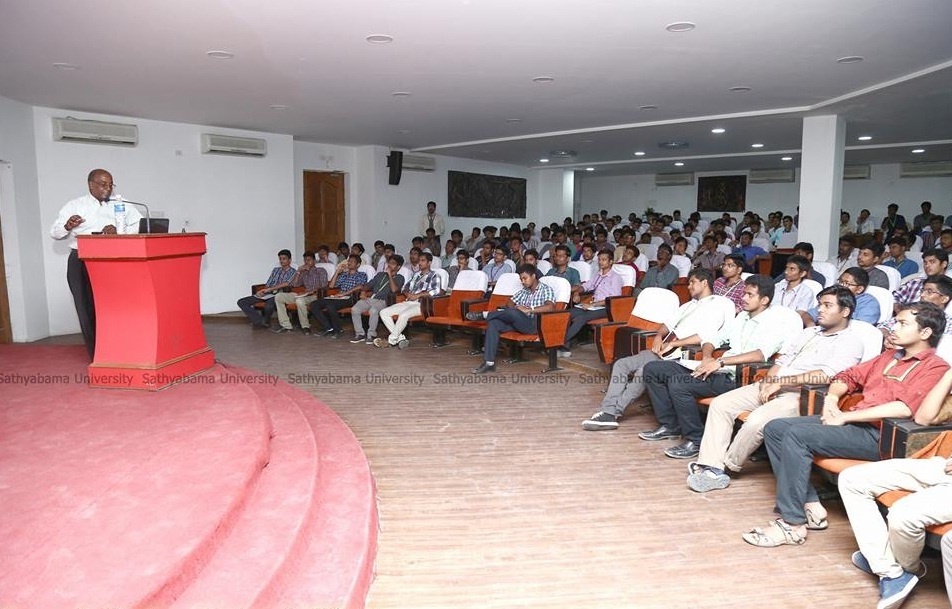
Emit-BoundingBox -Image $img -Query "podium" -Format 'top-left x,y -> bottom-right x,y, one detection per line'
78,233 -> 215,390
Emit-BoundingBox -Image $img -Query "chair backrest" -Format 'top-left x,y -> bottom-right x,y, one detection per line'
315,262 -> 337,281
909,235 -> 924,253
777,232 -> 799,249
640,243 -> 659,262
536,259 -> 552,274
904,251 -> 923,274
611,264 -> 636,288
397,267 -> 413,285
937,334 -> 952,366
502,259 -> 517,274
762,306 -> 805,350
358,264 -> 377,281
492,272 -> 523,297
633,253 -> 649,273
360,253 -> 372,265
327,252 -> 338,264
740,272 -> 753,280
752,237 -> 772,252
670,255 -> 692,278
875,264 -> 902,292
631,287 -> 680,324
650,236 -> 665,246
848,319 -> 885,363
569,260 -> 592,283
433,268 -> 450,293
430,256 -> 442,270
802,279 -> 823,299
671,277 -> 690,304
811,261 -> 837,288
466,257 -> 478,270
865,285 -> 894,324
539,275 -> 572,306
454,269 -> 489,292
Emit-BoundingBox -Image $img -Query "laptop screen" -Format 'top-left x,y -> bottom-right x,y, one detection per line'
138,218 -> 170,233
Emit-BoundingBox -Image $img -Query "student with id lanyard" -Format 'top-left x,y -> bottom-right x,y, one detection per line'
560,250 -> 623,357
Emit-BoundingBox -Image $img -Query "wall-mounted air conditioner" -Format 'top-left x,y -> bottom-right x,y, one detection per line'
52,117 -> 138,146
402,154 -> 436,171
900,161 -> 952,178
749,168 -> 795,184
843,165 -> 871,180
200,133 -> 267,157
654,172 -> 694,187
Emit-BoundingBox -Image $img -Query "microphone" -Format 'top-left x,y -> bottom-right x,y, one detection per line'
109,195 -> 151,233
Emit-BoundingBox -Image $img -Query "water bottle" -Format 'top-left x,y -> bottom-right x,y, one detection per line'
113,197 -> 127,234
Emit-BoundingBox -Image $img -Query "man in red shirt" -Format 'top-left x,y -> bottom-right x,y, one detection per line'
742,301 -> 949,549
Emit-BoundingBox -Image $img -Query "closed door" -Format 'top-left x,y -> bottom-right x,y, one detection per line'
303,171 -> 345,250
0,206 -> 11,343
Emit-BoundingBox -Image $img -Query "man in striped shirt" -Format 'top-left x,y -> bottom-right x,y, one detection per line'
714,254 -> 746,313
237,249 -> 296,329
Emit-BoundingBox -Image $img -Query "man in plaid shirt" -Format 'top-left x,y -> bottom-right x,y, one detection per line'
237,249 -> 296,328
467,264 -> 557,374
308,255 -> 368,338
271,251 -> 329,334
892,248 -> 949,309
376,252 -> 443,349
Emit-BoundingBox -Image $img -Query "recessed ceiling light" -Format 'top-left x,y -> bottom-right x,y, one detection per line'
539,158 -> 550,163
550,150 -> 577,157
585,167 -> 595,172
912,148 -> 926,154
711,128 -> 726,134
505,118 -> 522,123
634,151 -> 646,157
639,104 -> 658,111
836,56 -> 864,64
52,62 -> 80,70
659,141 -> 689,150
581,139 -> 594,144
269,104 -> 289,110
674,162 -> 685,167
751,143 -> 765,148
206,50 -> 234,59
392,91 -> 412,97
397,129 -> 410,134
857,135 -> 873,141
729,86 -> 752,93
781,156 -> 793,161
665,22 -> 696,32
365,34 -> 394,44
532,76 -> 555,83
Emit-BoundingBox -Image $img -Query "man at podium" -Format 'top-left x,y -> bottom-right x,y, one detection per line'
50,169 -> 141,359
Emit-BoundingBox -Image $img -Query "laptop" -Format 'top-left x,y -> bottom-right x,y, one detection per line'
138,218 -> 170,234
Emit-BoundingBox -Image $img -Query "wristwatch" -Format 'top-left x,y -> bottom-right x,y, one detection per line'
716,357 -> 726,367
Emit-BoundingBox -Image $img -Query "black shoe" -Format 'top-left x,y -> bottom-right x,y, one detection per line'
638,426 -> 681,441
465,311 -> 484,321
582,411 -> 619,431
254,321 -> 271,329
301,327 -> 312,336
349,335 -> 366,344
272,326 -> 294,333
664,440 -> 700,459
318,328 -> 335,337
473,362 -> 496,374
328,330 -> 343,340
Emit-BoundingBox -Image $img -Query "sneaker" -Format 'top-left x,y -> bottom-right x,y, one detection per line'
301,327 -> 312,336
465,311 -> 484,321
853,552 -> 927,579
877,571 -> 919,609
664,440 -> 700,459
397,338 -> 410,350
272,326 -> 293,333
349,335 -> 365,344
687,467 -> 731,493
472,362 -> 496,374
557,348 -> 572,358
373,338 -> 390,348
328,330 -> 343,340
582,411 -> 619,431
318,328 -> 335,337
638,426 -> 681,441
365,337 -> 375,345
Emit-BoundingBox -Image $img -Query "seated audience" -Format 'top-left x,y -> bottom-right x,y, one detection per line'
447,249 -> 472,288
376,252 -> 443,349
878,276 -> 952,345
836,236 -> 858,275
882,203 -> 908,242
561,250 -> 623,356
349,255 -> 405,345
308,255 -> 368,339
742,302 -> 949,548
693,235 -> 725,272
772,242 -> 825,285
483,245 -> 513,289
892,248 -> 949,309
468,264 -> 557,374
883,236 -> 919,279
772,255 -> 817,311
857,240 -> 891,289
713,254 -> 746,313
633,243 -> 678,296
546,245 -> 582,299
237,249 -> 296,328
838,371 -> 952,609
272,251 -> 329,335
688,286 -> 863,492
732,232 -> 768,272
800,267 -> 880,326
638,275 -> 785,459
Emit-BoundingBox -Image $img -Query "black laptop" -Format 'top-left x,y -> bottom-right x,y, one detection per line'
138,218 -> 170,233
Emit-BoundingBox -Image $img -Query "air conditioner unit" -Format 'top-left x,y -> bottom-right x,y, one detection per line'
654,172 -> 694,187
200,133 -> 267,157
402,154 -> 436,172
843,165 -> 871,180
900,161 -> 952,178
52,117 -> 138,146
749,168 -> 795,184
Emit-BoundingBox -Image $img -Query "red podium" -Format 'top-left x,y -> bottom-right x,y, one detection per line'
78,233 -> 216,390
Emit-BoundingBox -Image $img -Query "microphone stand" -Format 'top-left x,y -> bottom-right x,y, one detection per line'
111,196 -> 151,233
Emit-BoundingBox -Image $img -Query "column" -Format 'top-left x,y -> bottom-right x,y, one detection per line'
797,115 -> 845,262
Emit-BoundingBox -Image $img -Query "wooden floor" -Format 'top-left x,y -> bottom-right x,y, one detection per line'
48,319 -> 950,609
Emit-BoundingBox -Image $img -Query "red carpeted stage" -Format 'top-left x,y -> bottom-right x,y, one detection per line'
0,345 -> 377,609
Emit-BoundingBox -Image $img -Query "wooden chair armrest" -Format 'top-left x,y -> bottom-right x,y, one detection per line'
879,419 -> 952,460
251,283 -> 266,294
738,362 -> 774,386
536,310 -> 572,349
461,298 -> 489,315
605,295 -> 636,322
429,294 -> 450,317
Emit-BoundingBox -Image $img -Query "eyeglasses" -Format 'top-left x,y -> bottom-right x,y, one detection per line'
90,180 -> 115,189
837,280 -> 859,288
920,288 -> 941,296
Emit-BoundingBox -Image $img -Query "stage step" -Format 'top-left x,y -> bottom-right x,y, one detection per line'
169,380 -> 320,608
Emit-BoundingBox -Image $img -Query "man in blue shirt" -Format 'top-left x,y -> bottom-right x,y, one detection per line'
883,236 -> 920,279
798,267 -> 881,326
237,249 -> 296,328
733,232 -> 768,272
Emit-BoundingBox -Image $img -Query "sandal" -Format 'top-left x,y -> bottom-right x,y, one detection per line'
742,519 -> 806,547
805,506 -> 829,531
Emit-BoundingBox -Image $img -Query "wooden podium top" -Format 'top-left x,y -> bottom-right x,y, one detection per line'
77,233 -> 207,260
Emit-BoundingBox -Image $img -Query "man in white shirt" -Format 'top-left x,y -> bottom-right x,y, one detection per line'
856,208 -> 876,235
773,255 -> 817,312
419,201 -> 445,249
49,169 -> 142,359
582,269 -> 733,431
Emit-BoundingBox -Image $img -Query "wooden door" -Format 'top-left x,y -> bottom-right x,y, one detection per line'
0,207 -> 11,343
303,171 -> 345,250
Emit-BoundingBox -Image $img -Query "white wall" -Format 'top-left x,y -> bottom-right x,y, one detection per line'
32,107 -> 295,335
0,95 -> 49,341
576,167 -> 951,221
